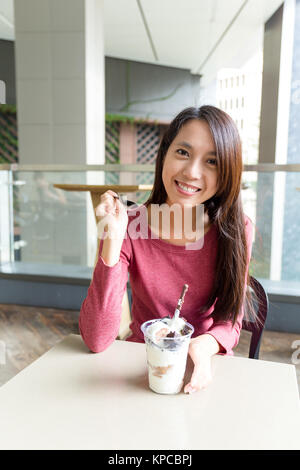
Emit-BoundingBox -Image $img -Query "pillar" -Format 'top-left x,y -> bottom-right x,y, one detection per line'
14,0 -> 105,165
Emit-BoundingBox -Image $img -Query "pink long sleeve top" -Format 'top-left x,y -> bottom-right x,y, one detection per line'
79,206 -> 253,355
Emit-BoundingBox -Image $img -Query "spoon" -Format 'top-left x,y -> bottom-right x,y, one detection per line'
170,284 -> 189,331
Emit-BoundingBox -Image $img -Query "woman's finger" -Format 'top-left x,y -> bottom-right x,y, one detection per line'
95,204 -> 109,217
100,192 -> 116,204
114,197 -> 124,215
107,190 -> 119,198
184,382 -> 197,394
96,192 -> 119,217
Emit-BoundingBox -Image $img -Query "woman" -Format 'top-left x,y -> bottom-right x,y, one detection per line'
79,106 -> 253,394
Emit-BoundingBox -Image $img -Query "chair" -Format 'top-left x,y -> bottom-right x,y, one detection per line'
242,276 -> 269,359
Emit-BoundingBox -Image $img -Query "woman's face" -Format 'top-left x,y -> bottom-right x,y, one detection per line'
162,119 -> 218,207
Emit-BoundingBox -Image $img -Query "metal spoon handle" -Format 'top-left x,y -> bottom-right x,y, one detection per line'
173,284 -> 189,322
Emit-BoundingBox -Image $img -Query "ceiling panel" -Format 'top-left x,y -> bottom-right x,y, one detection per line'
140,0 -> 244,70
0,0 -> 285,80
197,0 -> 284,84
104,0 -> 154,63
103,0 -> 283,78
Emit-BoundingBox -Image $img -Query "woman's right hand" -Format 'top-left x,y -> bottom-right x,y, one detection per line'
95,190 -> 128,241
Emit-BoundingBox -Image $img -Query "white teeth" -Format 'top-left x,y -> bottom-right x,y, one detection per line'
177,181 -> 198,193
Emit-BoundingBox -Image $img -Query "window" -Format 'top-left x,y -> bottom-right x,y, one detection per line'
236,97 -> 239,108
242,96 -> 244,107
236,76 -> 239,86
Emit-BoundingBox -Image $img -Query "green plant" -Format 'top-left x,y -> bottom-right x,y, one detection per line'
0,104 -> 17,113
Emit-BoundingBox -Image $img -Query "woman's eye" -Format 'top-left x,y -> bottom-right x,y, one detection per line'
176,149 -> 189,157
207,158 -> 217,166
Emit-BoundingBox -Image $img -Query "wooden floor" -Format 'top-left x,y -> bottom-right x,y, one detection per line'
0,303 -> 299,393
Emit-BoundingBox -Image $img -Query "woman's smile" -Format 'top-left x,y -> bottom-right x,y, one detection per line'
174,179 -> 201,195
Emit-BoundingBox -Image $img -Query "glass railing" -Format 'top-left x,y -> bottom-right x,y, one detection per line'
0,168 -> 12,264
0,163 -> 299,293
0,165 -> 154,276
241,167 -> 300,292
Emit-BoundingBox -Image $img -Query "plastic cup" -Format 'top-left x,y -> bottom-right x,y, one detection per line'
141,319 -> 194,394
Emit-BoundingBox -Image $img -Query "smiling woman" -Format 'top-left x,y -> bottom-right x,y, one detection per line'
79,105 -> 256,394
146,106 -> 247,325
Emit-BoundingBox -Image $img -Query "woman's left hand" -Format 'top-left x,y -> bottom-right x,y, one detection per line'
184,334 -> 219,394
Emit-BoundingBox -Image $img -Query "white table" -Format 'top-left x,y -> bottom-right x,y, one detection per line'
0,334 -> 299,450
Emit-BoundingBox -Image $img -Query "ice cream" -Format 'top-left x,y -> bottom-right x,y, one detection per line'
141,316 -> 194,394
146,316 -> 186,346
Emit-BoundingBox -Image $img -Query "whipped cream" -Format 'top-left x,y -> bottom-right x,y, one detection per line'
146,316 -> 187,348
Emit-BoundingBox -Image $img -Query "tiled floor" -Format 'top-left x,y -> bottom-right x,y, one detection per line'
0,303 -> 299,394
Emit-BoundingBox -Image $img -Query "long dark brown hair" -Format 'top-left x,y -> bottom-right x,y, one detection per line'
146,105 -> 253,325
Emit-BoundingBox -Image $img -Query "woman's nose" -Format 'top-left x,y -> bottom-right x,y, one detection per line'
181,160 -> 203,180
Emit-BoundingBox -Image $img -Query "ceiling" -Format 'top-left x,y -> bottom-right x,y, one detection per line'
0,0 -> 283,84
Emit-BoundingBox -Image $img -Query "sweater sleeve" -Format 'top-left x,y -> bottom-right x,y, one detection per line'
79,236 -> 132,353
206,216 -> 254,354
